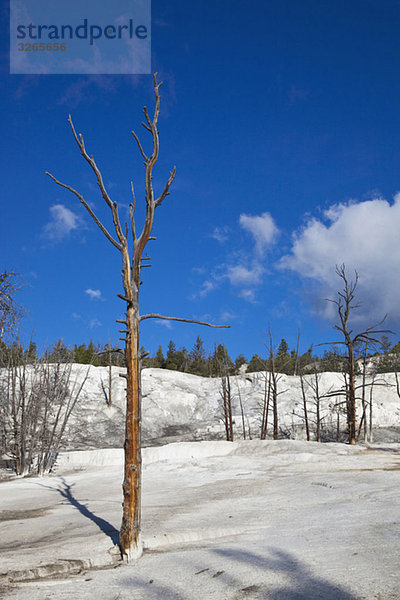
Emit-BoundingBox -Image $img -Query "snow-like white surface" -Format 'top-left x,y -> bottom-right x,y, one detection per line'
2,365 -> 400,452
1,439 -> 400,599
3,364 -> 397,451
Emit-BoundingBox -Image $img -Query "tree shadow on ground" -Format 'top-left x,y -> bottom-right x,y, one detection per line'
212,547 -> 361,599
117,545 -> 362,600
38,477 -> 119,546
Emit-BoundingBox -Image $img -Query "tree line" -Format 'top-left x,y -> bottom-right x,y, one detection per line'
1,333 -> 400,376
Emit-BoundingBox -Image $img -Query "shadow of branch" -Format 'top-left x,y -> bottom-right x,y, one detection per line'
212,547 -> 361,600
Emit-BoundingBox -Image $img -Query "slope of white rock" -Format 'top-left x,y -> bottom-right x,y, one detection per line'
59,366 -> 400,448
2,364 -> 400,452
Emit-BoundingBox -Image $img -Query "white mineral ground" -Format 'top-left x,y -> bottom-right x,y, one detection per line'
1,367 -> 400,599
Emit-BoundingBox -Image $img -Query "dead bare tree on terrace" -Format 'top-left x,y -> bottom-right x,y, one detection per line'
46,74 -> 228,561
260,368 -> 271,440
267,325 -> 279,440
0,270 -> 24,343
323,265 -> 390,445
299,371 -> 310,441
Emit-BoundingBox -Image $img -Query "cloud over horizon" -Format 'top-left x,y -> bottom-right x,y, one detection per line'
281,195 -> 400,323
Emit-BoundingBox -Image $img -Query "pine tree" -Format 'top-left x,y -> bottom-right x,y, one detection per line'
49,339 -> 71,363
188,336 -> 208,376
24,341 -> 37,364
154,345 -> 165,368
275,338 -> 293,374
247,354 -> 265,372
165,340 -> 179,370
209,344 -> 234,377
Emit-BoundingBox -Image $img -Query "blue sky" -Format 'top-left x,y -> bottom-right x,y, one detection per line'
2,0 -> 400,360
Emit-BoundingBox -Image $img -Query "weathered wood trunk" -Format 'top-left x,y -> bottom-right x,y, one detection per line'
120,303 -> 142,559
348,345 -> 357,445
272,384 -> 278,441
299,373 -> 310,441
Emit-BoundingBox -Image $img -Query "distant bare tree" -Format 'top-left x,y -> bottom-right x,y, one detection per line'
0,270 -> 24,343
235,378 -> 248,440
324,265 -> 390,444
260,368 -> 271,440
0,351 -> 88,476
216,344 -> 234,441
46,74 -> 228,560
267,326 -> 279,440
305,370 -> 328,442
299,371 -> 310,441
358,342 -> 369,443
259,327 -> 287,440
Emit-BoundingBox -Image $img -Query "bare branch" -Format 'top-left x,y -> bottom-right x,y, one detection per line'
45,172 -> 122,251
315,341 -> 347,347
130,182 -> 137,237
139,314 -> 230,328
131,130 -> 148,162
68,116 -> 127,246
155,167 -> 177,207
68,116 -> 113,210
143,106 -> 152,129
117,293 -> 133,305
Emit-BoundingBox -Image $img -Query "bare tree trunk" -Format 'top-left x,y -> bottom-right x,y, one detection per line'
299,372 -> 310,441
226,373 -> 233,441
108,352 -> 113,408
395,371 -> 400,401
347,345 -> 357,444
47,74 -> 228,561
120,305 -> 142,559
314,372 -> 321,443
369,373 -> 375,443
267,326 -> 279,440
272,381 -> 278,440
221,373 -> 234,441
260,371 -> 271,440
336,407 -> 340,442
361,346 -> 368,443
236,379 -> 246,440
324,265 -> 390,446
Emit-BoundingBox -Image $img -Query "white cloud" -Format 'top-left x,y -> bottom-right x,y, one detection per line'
193,212 -> 278,303
85,288 -> 103,301
89,318 -> 102,329
237,289 -> 257,303
210,226 -> 230,243
197,280 -> 217,298
42,204 -> 81,242
281,195 -> 400,322
226,263 -> 264,287
156,319 -> 173,329
220,310 -> 237,322
239,212 -> 279,254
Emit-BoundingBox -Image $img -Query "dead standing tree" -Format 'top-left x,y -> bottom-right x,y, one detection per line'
324,265 -> 390,445
0,270 -> 24,343
46,74 -> 228,561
